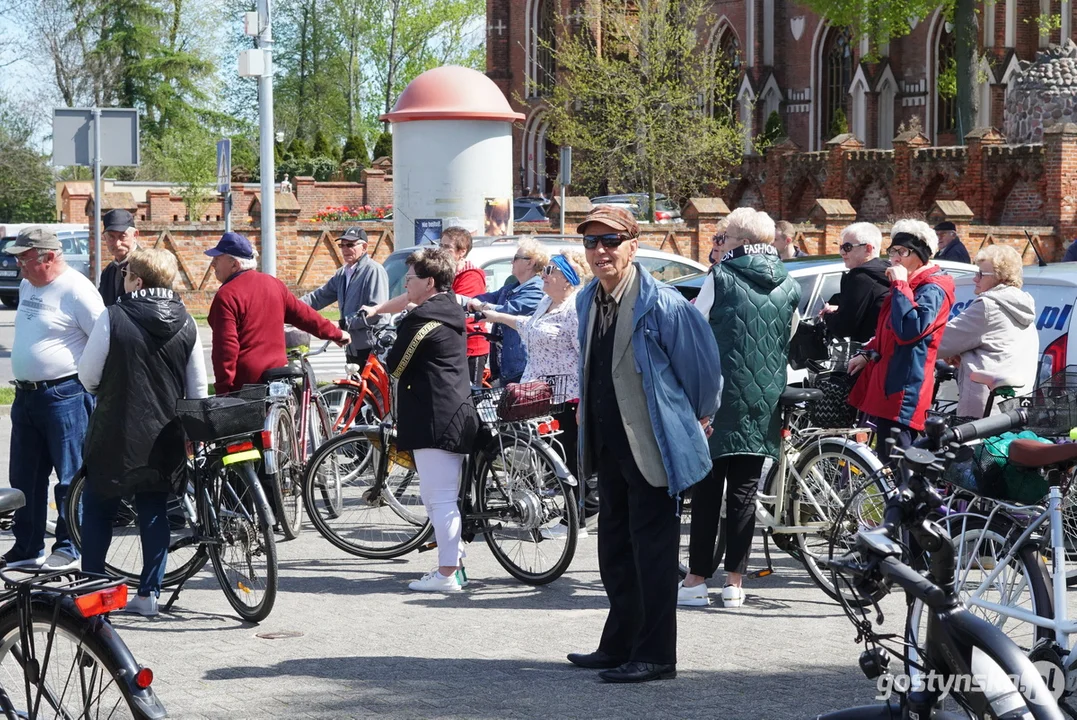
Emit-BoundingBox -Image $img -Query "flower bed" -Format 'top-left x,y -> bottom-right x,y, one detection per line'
311,205 -> 392,222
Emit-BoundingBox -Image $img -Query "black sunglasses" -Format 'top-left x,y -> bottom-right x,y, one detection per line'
839,242 -> 867,254
583,233 -> 628,250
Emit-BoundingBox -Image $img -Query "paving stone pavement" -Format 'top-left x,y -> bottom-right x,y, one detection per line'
1,414 -> 1071,719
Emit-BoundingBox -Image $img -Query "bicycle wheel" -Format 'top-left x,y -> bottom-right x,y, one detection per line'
1059,489 -> 1077,587
303,431 -> 431,558
308,396 -> 344,519
0,602 -> 152,719
67,471 -> 203,589
319,382 -> 382,436
266,404 -> 302,540
201,461 -> 278,623
476,432 -> 578,585
784,437 -> 890,604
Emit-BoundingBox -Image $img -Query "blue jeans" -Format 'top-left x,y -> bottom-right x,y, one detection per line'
9,378 -> 92,560
80,489 -> 169,598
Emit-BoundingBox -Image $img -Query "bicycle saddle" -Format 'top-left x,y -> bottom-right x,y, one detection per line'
779,386 -> 824,406
0,488 -> 25,514
969,369 -> 1025,392
1009,439 -> 1077,468
262,366 -> 304,382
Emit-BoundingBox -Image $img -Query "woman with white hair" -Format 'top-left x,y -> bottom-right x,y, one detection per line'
937,244 -> 1039,418
821,222 -> 890,343
683,208 -> 801,608
847,219 -> 956,459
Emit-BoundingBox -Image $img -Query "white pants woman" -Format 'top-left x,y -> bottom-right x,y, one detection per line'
411,448 -> 466,591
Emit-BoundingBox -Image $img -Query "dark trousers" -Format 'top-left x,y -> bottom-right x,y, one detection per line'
872,417 -> 917,464
689,455 -> 765,577
467,354 -> 488,386
80,488 -> 170,597
596,445 -> 679,666
346,349 -> 371,368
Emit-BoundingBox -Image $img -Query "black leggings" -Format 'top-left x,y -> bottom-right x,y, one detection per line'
688,455 -> 765,578
872,416 -> 917,465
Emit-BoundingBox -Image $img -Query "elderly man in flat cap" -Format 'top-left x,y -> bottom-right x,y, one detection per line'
565,205 -> 722,684
933,221 -> 970,264
99,208 -> 140,306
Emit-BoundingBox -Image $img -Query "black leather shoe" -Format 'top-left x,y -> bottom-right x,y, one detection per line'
599,661 -> 677,683
566,650 -> 626,669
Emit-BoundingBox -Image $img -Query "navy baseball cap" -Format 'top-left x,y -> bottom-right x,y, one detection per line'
205,232 -> 255,259
103,208 -> 135,232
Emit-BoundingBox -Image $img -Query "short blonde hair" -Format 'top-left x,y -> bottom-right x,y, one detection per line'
128,248 -> 178,289
556,249 -> 592,285
726,207 -> 776,244
516,236 -> 550,273
975,244 -> 1024,288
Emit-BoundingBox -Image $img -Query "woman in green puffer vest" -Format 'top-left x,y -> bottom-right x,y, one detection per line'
678,207 -> 801,609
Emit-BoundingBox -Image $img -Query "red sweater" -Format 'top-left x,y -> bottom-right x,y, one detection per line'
454,261 -> 489,357
209,270 -> 343,394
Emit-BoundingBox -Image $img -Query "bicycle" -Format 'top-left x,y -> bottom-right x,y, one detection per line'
68,386 -> 280,623
818,409 -> 1064,720
677,384 -> 887,605
0,487 -> 167,719
302,375 -> 580,585
317,313 -> 394,435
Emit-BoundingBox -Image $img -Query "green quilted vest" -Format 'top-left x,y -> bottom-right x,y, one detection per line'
707,252 -> 801,459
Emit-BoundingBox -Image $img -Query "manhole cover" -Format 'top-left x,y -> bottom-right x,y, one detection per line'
255,631 -> 304,640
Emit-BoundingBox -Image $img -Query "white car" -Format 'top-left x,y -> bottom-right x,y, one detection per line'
382,235 -> 708,297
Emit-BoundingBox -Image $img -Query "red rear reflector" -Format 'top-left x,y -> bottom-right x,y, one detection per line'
538,419 -> 561,434
74,584 -> 128,618
226,440 -> 255,454
260,430 -> 273,450
135,667 -> 154,689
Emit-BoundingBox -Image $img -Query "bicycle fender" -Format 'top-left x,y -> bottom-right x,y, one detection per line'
476,430 -> 576,487
235,462 -> 277,529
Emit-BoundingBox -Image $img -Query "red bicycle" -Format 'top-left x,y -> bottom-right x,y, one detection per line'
318,312 -> 393,435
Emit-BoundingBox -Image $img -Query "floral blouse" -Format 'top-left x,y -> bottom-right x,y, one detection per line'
518,293 -> 581,401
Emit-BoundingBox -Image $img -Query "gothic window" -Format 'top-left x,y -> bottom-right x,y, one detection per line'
713,29 -> 741,119
936,26 -> 957,135
535,0 -> 557,97
822,27 -> 853,144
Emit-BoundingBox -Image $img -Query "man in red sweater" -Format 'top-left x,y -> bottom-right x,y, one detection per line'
206,233 -> 349,394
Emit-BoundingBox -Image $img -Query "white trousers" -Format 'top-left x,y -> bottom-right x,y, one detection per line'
413,448 -> 465,568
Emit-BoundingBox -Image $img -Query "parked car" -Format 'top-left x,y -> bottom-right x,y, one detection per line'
0,223 -> 91,308
513,197 -> 550,223
382,234 -> 707,298
590,193 -> 682,223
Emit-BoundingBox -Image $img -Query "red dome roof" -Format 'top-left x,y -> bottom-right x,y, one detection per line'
380,65 -> 525,124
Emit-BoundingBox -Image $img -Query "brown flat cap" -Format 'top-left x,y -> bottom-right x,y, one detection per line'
4,227 -> 62,255
577,205 -> 639,238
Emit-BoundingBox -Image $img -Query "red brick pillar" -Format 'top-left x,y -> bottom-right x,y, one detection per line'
146,190 -> 172,222
361,167 -> 390,208
808,199 -> 857,254
823,134 -> 864,199
1044,123 -> 1077,253
763,140 -> 798,219
891,130 -> 930,216
683,198 -> 731,264
962,128 -> 1004,221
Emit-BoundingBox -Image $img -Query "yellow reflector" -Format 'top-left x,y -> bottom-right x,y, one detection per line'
237,582 -> 252,594
223,449 -> 261,465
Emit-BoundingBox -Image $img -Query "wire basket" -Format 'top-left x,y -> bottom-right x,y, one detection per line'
176,385 -> 267,442
998,389 -> 1077,438
473,375 -> 572,425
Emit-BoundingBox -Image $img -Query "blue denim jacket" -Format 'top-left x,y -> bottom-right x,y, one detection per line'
576,266 -> 722,496
477,274 -> 545,381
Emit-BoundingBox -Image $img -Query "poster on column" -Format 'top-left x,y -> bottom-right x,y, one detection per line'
415,219 -> 443,246
484,198 -> 511,236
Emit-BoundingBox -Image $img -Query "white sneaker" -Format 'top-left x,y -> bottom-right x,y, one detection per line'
124,594 -> 159,617
721,585 -> 745,608
1,554 -> 44,570
677,581 -> 710,607
578,526 -> 590,538
41,551 -> 79,572
408,569 -> 463,593
540,524 -> 570,540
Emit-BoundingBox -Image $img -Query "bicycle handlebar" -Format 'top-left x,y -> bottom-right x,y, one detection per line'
919,408 -> 1027,450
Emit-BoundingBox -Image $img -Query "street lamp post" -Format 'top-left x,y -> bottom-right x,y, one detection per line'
257,0 -> 276,276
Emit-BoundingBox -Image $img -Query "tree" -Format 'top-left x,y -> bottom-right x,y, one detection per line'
794,0 -> 978,143
758,110 -> 786,149
0,103 -> 54,222
150,123 -> 217,220
544,0 -> 742,218
373,131 -> 393,160
342,134 -> 369,165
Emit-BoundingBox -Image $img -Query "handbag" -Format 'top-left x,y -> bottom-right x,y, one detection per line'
789,321 -> 830,371
808,371 -> 859,429
496,381 -> 553,422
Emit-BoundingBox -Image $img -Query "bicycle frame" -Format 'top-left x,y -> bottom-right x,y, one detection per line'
327,357 -> 390,433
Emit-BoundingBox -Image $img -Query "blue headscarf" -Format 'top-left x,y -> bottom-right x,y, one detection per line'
550,253 -> 581,286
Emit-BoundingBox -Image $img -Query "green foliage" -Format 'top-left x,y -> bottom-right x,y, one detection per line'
829,107 -> 850,139
0,104 -> 54,223
151,123 -> 217,219
373,131 -> 393,161
342,134 -> 369,165
938,56 -> 958,100
544,0 -> 742,205
312,130 -> 337,160
757,110 -> 786,151
278,156 -> 338,182
1025,12 -> 1063,37
288,137 -> 311,160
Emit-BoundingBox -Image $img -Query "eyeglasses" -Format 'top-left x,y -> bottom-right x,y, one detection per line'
338,241 -> 359,249
886,247 -> 913,258
121,266 -> 136,279
839,242 -> 867,254
712,233 -> 727,245
513,255 -> 531,262
583,234 -> 628,250
542,264 -> 559,277
15,251 -> 46,266
975,270 -> 995,280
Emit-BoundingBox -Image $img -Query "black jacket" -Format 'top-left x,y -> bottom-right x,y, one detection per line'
386,292 -> 478,453
83,289 -> 197,497
824,257 -> 890,343
936,238 -> 971,264
98,261 -> 126,307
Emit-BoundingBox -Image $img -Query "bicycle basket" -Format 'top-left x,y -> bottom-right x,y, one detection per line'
284,325 -> 311,350
807,371 -> 859,429
941,431 -> 1052,504
176,385 -> 267,442
997,389 -> 1077,438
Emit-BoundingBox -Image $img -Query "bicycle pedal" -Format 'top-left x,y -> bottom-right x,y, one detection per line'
417,542 -> 438,553
747,569 -> 773,580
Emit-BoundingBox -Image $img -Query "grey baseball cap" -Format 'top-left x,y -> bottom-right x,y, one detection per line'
3,227 -> 62,255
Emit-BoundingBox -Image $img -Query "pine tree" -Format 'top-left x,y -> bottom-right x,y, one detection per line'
373,131 -> 392,161
342,134 -> 369,166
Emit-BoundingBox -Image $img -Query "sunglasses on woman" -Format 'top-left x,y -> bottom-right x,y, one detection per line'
583,234 -> 628,250
839,242 -> 866,254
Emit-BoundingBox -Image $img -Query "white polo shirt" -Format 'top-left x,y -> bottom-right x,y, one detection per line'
11,267 -> 104,382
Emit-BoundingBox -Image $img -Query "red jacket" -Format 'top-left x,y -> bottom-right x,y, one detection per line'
454,261 -> 488,357
848,265 -> 955,431
209,270 -> 343,394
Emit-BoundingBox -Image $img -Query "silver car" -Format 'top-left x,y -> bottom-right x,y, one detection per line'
0,225 -> 92,308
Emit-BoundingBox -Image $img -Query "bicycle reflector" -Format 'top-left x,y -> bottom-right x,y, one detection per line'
260,429 -> 273,450
223,440 -> 260,466
537,419 -> 560,435
135,667 -> 154,689
74,584 -> 128,618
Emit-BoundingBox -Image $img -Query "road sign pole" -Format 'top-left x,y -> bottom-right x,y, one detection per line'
559,146 -> 572,235
92,107 -> 102,285
257,0 -> 276,276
